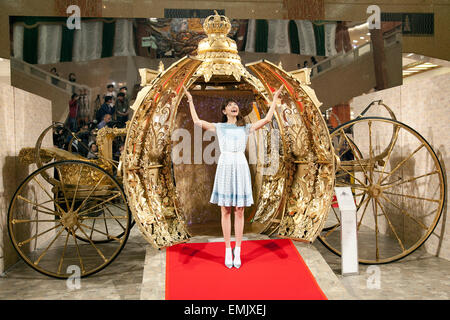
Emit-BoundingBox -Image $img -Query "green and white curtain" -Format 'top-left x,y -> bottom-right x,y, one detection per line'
294,20 -> 316,55
245,19 -> 338,57
12,18 -> 136,64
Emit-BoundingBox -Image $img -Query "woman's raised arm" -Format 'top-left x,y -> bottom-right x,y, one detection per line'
248,84 -> 284,134
183,85 -> 216,132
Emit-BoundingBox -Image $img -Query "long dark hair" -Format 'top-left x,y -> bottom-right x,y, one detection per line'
220,98 -> 245,126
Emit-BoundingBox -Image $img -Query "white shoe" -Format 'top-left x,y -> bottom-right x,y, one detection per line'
233,246 -> 241,268
225,247 -> 233,269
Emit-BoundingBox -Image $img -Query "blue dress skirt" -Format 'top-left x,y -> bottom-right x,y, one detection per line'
209,122 -> 254,207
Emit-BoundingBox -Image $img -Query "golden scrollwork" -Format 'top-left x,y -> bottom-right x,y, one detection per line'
246,59 -> 335,242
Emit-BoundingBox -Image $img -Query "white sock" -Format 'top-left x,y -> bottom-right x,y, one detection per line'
233,246 -> 241,268
225,247 -> 233,268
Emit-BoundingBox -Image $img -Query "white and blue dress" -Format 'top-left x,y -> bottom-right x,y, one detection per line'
209,122 -> 254,207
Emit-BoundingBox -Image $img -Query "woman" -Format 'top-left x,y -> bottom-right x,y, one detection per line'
182,84 -> 284,269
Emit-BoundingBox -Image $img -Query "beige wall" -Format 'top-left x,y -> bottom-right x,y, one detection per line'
0,82 -> 53,274
11,68 -> 71,123
350,70 -> 450,260
0,1 -> 449,60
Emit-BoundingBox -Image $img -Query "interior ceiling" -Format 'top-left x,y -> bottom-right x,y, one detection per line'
348,22 -> 370,48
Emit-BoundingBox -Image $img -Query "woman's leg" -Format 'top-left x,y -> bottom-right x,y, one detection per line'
233,206 -> 245,268
221,206 -> 232,248
234,206 -> 245,247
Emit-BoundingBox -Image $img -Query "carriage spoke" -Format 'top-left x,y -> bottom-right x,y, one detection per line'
12,219 -> 58,224
77,192 -> 122,216
57,231 -> 70,274
71,166 -> 84,211
335,182 -> 367,191
17,195 -> 60,216
34,226 -> 66,266
77,225 -> 108,262
89,217 -> 96,239
340,129 -> 372,184
80,215 -> 128,220
331,206 -> 341,224
17,223 -> 62,247
104,201 -> 128,212
103,205 -> 126,231
373,199 -> 380,261
78,222 -> 121,242
368,120 -> 374,162
383,191 -> 440,203
70,227 -> 85,274
32,176 -> 65,214
375,198 -> 405,251
379,143 -> 425,184
380,194 -> 428,230
336,165 -> 367,188
103,209 -> 110,240
357,195 -> 371,231
56,167 -> 71,210
378,124 -> 400,179
73,175 -> 106,215
354,192 -> 365,198
382,171 -> 439,190
338,145 -> 351,158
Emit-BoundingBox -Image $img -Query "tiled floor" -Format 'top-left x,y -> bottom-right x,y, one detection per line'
313,240 -> 450,300
1,227 -> 449,300
0,226 -> 147,299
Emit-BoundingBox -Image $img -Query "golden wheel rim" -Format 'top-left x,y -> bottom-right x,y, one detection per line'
8,160 -> 131,278
319,117 -> 446,264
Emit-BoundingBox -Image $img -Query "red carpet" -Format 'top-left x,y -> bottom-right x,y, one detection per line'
165,238 -> 327,300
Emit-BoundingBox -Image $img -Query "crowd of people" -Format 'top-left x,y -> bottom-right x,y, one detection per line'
53,83 -> 131,162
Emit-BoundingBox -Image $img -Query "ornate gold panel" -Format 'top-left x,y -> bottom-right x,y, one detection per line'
246,59 -> 335,242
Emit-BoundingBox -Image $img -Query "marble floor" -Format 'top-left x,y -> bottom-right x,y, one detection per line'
313,240 -> 450,300
0,225 -> 449,300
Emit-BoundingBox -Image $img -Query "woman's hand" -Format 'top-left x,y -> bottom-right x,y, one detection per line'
248,84 -> 285,133
182,85 -> 193,102
273,84 -> 284,98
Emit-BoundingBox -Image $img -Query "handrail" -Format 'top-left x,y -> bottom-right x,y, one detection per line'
10,57 -> 95,120
310,28 -> 402,79
10,57 -> 91,94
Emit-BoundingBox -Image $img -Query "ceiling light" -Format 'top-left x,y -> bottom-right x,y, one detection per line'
402,61 -> 441,78
360,36 -> 365,39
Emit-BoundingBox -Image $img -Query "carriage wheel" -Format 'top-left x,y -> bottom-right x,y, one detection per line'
8,160 -> 131,278
318,117 -> 445,264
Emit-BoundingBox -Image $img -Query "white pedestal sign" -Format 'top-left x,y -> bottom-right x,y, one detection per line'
334,187 -> 359,276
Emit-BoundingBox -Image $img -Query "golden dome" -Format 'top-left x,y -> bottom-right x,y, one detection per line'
193,10 -> 249,83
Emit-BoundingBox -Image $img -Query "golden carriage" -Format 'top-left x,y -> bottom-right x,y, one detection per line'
7,12 -> 445,278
